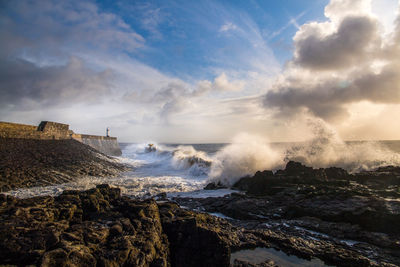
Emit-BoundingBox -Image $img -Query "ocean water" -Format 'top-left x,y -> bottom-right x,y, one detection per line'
230,247 -> 331,266
6,140 -> 400,199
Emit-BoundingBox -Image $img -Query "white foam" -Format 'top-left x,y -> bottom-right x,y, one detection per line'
208,119 -> 400,186
340,239 -> 360,246
5,173 -> 207,199
284,119 -> 400,173
168,188 -> 239,199
208,133 -> 284,186
7,133 -> 400,199
208,212 -> 234,220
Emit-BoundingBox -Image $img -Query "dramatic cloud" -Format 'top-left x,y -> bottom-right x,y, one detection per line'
2,0 -> 397,142
293,16 -> 379,70
0,0 -> 143,110
0,57 -> 111,109
0,0 -> 144,57
264,0 -> 400,123
324,0 -> 372,20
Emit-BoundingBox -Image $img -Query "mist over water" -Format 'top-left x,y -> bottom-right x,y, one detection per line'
6,124 -> 400,198
284,120 -> 400,172
209,133 -> 284,186
208,120 -> 400,186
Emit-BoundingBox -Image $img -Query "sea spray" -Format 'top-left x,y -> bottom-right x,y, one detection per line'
285,119 -> 400,172
208,119 -> 400,186
209,133 -> 284,186
5,136 -> 400,198
171,145 -> 212,175
123,143 -> 212,176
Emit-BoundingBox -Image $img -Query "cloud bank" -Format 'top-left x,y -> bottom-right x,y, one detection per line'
1,0 -> 399,142
264,0 -> 400,123
0,0 -> 281,142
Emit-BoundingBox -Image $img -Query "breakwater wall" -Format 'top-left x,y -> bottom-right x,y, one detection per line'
72,134 -> 122,156
0,121 -> 122,156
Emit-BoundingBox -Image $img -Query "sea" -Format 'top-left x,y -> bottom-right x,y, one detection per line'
6,139 -> 400,199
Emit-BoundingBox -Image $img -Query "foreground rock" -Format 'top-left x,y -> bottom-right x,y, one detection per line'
177,161 -> 400,266
1,160 -> 399,266
1,184 -> 395,266
0,184 -> 169,266
0,185 -> 249,267
0,138 -> 128,192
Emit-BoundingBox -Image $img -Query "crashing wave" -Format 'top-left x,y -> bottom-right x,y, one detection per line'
145,143 -> 157,153
208,120 -> 400,186
123,143 -> 212,177
171,146 -> 212,176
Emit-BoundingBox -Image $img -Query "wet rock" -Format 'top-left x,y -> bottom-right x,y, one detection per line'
174,162 -> 400,266
1,184 -> 244,267
204,182 -> 227,190
159,202 -> 232,267
354,166 -> 400,189
232,259 -> 278,267
324,167 -> 350,180
1,159 -> 399,267
0,138 -> 129,192
233,170 -> 282,195
0,185 -> 169,266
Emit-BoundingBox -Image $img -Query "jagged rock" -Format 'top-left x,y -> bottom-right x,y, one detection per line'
174,162 -> 400,266
0,184 -> 169,266
159,202 -> 232,267
232,259 -> 278,267
232,170 -> 283,195
1,160 -> 399,267
354,166 -> 400,189
204,181 -> 227,190
0,184 -> 245,267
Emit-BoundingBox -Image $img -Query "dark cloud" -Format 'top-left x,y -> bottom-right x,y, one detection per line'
0,57 -> 112,110
0,0 -> 141,112
294,16 -> 379,70
0,0 -> 144,58
265,61 -> 400,121
264,0 -> 400,122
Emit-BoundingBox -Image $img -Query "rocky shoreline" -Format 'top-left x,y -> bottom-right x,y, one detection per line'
0,138 -> 128,192
1,179 -> 398,267
176,161 -> 400,266
0,137 -> 399,266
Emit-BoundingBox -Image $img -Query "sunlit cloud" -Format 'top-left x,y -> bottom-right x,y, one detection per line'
1,0 -> 399,142
263,0 -> 400,140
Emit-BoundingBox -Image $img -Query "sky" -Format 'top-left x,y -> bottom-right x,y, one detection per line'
0,0 -> 399,143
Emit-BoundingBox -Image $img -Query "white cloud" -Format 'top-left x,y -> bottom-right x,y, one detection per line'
197,73 -> 244,93
8,0 -> 399,142
264,0 -> 400,140
325,0 -> 372,22
219,22 -> 238,32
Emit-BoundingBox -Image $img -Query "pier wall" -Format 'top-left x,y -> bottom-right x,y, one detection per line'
0,121 -> 122,156
72,134 -> 122,156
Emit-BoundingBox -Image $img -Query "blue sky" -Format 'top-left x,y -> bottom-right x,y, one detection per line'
96,0 -> 328,80
1,0 -> 400,142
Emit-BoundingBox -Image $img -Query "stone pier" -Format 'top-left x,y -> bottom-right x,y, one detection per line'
0,121 -> 122,156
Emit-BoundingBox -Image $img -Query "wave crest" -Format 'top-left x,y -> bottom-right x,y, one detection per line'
208,133 -> 284,186
208,120 -> 400,186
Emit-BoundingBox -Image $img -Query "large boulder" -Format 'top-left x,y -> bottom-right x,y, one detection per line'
159,202 -> 231,267
0,184 -> 169,266
233,161 -> 351,195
